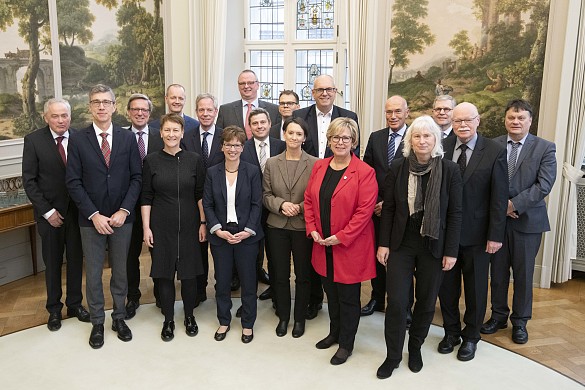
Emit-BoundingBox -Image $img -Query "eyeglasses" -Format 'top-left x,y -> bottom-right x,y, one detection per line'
279,101 -> 298,107
453,115 -> 478,125
128,108 -> 150,114
238,81 -> 258,87
90,100 -> 114,108
330,135 -> 352,144
433,107 -> 452,113
223,143 -> 243,150
313,87 -> 337,95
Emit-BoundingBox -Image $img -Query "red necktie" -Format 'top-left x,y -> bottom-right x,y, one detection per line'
100,132 -> 111,168
244,103 -> 253,139
56,136 -> 66,165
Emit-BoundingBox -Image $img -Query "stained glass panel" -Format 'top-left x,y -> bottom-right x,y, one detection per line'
296,0 -> 335,40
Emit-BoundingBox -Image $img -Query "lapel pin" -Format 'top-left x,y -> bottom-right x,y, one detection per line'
343,176 -> 347,180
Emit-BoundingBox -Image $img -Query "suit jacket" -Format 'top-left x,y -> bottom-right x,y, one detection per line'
378,158 -> 463,259
22,126 -> 76,222
203,160 -> 264,246
270,122 -> 283,140
240,137 -> 286,169
304,154 -> 377,284
293,104 -> 360,158
494,133 -> 556,233
262,150 -> 318,230
150,114 -> 199,137
66,124 -> 142,227
443,134 -> 508,246
182,125 -> 225,170
216,99 -> 281,129
363,127 -> 405,202
123,125 -> 164,156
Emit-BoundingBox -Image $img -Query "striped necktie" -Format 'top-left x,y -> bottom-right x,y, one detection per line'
387,132 -> 398,167
508,141 -> 520,181
100,132 -> 111,168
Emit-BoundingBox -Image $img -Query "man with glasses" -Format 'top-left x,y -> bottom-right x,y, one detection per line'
437,102 -> 508,361
66,84 -> 142,349
124,93 -> 163,319
293,74 -> 359,321
151,84 -> 199,134
270,90 -> 300,140
432,95 -> 456,139
216,69 -> 281,140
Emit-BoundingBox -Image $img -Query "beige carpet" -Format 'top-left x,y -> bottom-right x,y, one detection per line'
1,299 -> 580,389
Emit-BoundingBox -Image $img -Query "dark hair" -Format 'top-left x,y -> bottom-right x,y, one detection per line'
221,126 -> 247,145
279,90 -> 299,104
282,117 -> 308,138
160,113 -> 185,130
248,107 -> 271,125
505,99 -> 533,117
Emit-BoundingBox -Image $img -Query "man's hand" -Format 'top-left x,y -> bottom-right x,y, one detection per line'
91,213 -> 113,235
486,241 -> 503,254
47,211 -> 64,228
109,210 -> 128,228
374,201 -> 383,217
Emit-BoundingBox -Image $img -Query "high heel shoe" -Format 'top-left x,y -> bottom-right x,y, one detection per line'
214,325 -> 230,341
161,321 -> 175,342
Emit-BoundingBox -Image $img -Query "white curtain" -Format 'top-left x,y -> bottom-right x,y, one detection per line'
345,0 -> 392,156
548,3 -> 585,283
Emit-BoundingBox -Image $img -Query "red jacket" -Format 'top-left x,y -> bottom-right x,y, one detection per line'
304,154 -> 377,284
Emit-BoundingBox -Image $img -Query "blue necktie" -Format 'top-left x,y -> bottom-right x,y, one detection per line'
387,132 -> 398,167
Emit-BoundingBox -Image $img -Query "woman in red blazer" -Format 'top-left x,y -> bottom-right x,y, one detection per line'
304,117 -> 377,365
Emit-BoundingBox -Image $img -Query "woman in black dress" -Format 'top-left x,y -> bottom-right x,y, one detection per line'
141,113 -> 206,341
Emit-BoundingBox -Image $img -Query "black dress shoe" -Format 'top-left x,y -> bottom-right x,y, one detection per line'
316,334 -> 338,349
67,306 -> 90,322
330,347 -> 352,365
231,276 -> 241,291
360,299 -> 384,316
276,320 -> 288,337
377,358 -> 400,379
111,319 -> 132,342
480,318 -> 508,334
292,321 -> 305,338
512,326 -> 528,344
438,334 -> 461,354
305,303 -> 322,320
124,300 -> 139,320
214,325 -> 230,341
406,307 -> 413,329
161,321 -> 175,342
47,312 -> 62,331
408,349 -> 423,373
257,269 -> 270,285
89,324 -> 104,349
457,341 -> 477,361
259,287 -> 273,301
236,305 -> 243,318
184,315 -> 199,337
241,330 -> 254,344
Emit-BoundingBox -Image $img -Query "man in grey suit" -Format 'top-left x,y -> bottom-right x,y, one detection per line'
482,99 -> 557,344
216,69 -> 280,140
438,102 -> 508,361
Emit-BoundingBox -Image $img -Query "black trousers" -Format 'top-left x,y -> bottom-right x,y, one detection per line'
489,226 -> 541,327
37,203 -> 83,313
385,229 -> 444,360
196,240 -> 209,296
439,244 -> 490,343
127,206 -> 159,303
267,227 -> 312,322
321,275 -> 361,351
157,277 -> 197,322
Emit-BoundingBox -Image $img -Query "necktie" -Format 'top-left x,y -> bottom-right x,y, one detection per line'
244,103 -> 253,139
457,144 -> 468,175
137,131 -> 146,163
387,132 -> 398,167
202,131 -> 210,169
100,132 -> 111,168
259,141 -> 267,173
56,136 -> 66,165
508,141 -> 520,181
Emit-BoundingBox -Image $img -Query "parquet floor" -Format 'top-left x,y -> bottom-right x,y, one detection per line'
1,250 -> 585,385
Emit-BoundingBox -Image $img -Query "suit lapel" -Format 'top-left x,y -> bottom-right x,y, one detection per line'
307,106 -> 319,150
109,126 -> 122,167
42,127 -> 66,169
514,133 -> 534,174
233,101 -> 244,128
235,162 -> 246,199
209,130 -> 222,159
332,156 -> 355,197
463,135 -> 485,183
276,153 -> 290,190
85,126 -> 107,167
290,152 -> 309,189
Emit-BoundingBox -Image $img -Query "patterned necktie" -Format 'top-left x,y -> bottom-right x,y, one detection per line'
457,144 -> 468,175
202,131 -> 210,169
137,131 -> 146,163
100,132 -> 111,168
387,132 -> 398,167
508,141 -> 520,181
56,136 -> 66,165
259,141 -> 267,173
244,103 -> 253,139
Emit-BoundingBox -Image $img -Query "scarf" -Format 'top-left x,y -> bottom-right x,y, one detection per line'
407,153 -> 442,239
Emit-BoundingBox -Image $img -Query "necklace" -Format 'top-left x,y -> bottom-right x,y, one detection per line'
225,167 -> 238,173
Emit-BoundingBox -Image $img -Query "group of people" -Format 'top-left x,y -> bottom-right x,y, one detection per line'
22,69 -> 557,378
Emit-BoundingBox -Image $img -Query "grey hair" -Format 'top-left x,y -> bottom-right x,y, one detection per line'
89,84 -> 115,102
402,115 -> 444,158
196,93 -> 218,109
44,98 -> 71,115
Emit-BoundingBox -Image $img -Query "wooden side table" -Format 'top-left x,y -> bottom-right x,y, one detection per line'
0,203 -> 37,275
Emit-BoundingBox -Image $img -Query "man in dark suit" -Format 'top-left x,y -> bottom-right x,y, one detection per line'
293,74 -> 359,159
438,102 -> 508,361
240,108 -> 286,308
124,93 -> 163,319
482,99 -> 557,344
432,95 -> 456,140
150,84 -> 199,134
22,98 -> 90,331
182,93 -> 225,305
270,90 -> 300,140
292,74 -> 360,320
216,69 -> 281,139
66,84 -> 142,349
361,96 -> 408,317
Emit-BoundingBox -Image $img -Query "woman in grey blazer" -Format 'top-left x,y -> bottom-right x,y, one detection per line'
263,117 -> 318,338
